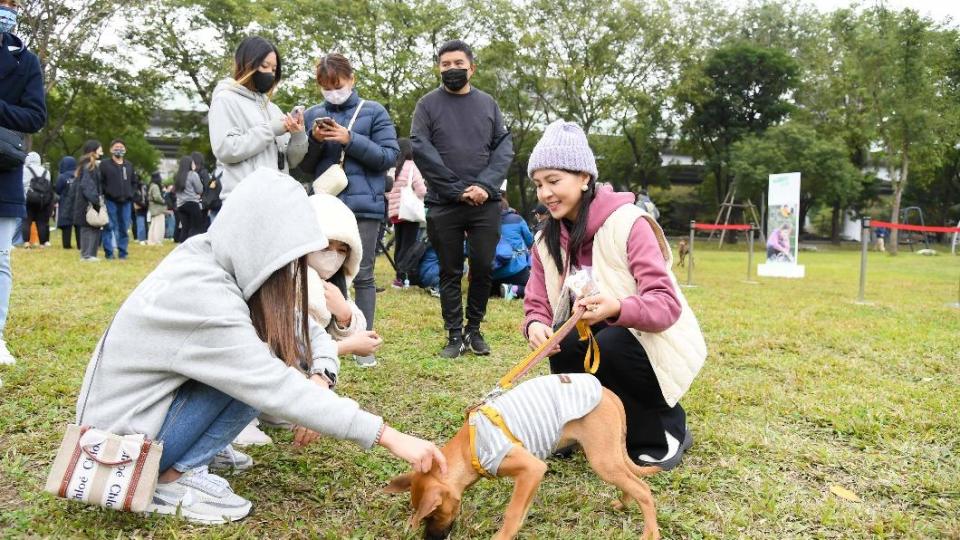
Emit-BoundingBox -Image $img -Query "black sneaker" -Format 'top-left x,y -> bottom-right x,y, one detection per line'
464,329 -> 491,355
440,333 -> 465,359
633,429 -> 693,471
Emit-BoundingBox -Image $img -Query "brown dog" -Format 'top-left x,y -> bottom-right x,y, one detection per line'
676,239 -> 689,268
385,374 -> 661,540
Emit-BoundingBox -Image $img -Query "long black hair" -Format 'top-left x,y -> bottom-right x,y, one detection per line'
76,139 -> 102,176
538,172 -> 597,274
395,138 -> 413,172
174,156 -> 194,193
233,36 -> 282,91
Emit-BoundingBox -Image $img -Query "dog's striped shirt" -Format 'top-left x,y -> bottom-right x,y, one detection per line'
470,374 -> 602,476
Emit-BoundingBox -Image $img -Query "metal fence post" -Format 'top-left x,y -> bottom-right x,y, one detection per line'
687,220 -> 695,286
857,217 -> 871,303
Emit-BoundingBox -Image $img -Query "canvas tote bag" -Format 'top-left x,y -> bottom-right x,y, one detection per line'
44,325 -> 163,512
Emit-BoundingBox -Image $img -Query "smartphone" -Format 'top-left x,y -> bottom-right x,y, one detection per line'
291,105 -> 305,116
313,116 -> 335,129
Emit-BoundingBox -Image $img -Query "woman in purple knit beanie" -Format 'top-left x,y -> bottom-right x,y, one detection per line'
521,120 -> 705,472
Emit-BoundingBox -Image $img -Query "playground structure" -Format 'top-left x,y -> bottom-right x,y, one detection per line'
707,184 -> 764,248
897,206 -> 932,251
856,217 -> 960,307
683,221 -> 757,287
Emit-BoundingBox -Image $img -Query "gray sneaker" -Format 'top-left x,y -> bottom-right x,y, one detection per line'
354,355 -> 378,368
209,444 -> 254,471
145,465 -> 251,523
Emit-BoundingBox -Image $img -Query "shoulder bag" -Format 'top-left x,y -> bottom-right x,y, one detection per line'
313,100 -> 366,196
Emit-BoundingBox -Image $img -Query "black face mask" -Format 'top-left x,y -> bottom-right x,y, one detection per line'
252,71 -> 275,94
441,68 -> 469,92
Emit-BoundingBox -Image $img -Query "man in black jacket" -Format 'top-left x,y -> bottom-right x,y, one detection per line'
99,138 -> 135,259
411,39 -> 514,359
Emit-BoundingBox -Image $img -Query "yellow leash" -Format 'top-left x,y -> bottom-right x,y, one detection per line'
494,305 -> 599,393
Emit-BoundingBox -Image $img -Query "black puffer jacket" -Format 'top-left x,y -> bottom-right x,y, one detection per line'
72,164 -> 102,227
55,156 -> 77,227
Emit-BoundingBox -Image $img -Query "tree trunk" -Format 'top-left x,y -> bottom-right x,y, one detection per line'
831,203 -> 841,244
888,152 -> 909,256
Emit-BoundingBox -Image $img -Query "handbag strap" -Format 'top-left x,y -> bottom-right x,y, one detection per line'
338,99 -> 366,167
76,318 -> 115,425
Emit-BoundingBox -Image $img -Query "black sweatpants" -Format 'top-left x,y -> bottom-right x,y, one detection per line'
60,225 -> 80,249
393,221 -> 420,281
549,322 -> 687,462
425,201 -> 500,333
176,201 -> 204,242
25,204 -> 52,244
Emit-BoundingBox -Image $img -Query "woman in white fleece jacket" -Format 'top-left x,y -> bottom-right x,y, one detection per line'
208,36 -> 307,201
306,193 -> 383,358
74,169 -> 445,524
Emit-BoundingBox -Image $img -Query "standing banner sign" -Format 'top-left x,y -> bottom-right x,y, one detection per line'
758,172 -> 805,278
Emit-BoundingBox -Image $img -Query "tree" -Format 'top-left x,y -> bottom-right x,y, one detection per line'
729,121 -> 863,241
840,8 -> 950,254
678,41 -> 800,205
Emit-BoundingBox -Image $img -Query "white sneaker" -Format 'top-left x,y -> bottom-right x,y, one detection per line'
232,420 -> 272,446
354,355 -> 378,368
145,465 -> 251,523
0,339 -> 16,365
209,445 -> 254,472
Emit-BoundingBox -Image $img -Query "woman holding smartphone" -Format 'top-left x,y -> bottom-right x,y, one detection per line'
300,53 -> 400,369
208,36 -> 307,202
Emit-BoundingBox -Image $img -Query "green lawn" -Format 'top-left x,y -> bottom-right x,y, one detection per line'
1,240 -> 958,539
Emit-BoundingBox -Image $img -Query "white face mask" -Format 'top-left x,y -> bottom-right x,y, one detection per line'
322,87 -> 352,105
308,249 -> 347,279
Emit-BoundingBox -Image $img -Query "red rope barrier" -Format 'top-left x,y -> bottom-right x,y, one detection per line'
871,220 -> 960,233
693,223 -> 753,231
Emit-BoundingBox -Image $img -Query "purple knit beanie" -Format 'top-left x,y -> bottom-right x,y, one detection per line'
527,120 -> 598,180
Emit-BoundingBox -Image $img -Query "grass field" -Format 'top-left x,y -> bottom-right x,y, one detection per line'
0,239 -> 958,539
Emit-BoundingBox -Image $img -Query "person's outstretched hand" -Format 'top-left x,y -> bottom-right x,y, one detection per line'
340,330 -> 382,357
378,425 -> 447,475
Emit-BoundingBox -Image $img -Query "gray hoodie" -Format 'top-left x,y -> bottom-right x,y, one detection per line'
22,151 -> 48,192
75,168 -> 383,448
208,78 -> 308,200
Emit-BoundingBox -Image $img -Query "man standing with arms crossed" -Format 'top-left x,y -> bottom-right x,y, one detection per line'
411,39 -> 514,359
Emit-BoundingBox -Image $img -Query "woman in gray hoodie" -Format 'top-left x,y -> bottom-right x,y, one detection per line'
208,36 -> 307,201
74,168 -> 445,524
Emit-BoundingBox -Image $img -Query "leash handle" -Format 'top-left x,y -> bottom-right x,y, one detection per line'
497,305 -> 588,389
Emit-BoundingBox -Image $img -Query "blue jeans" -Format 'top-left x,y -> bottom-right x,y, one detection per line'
102,199 -> 132,259
0,217 -> 15,338
156,380 -> 259,473
165,212 -> 176,238
135,212 -> 147,242
12,217 -> 22,245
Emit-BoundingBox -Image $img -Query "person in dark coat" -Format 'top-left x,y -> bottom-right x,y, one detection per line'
299,53 -> 399,368
0,4 -> 47,366
72,140 -> 104,261
54,155 -> 78,249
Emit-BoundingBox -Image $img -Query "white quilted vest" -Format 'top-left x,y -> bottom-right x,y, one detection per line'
536,204 -> 706,406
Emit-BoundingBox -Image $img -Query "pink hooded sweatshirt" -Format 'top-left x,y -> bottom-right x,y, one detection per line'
522,185 -> 681,338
